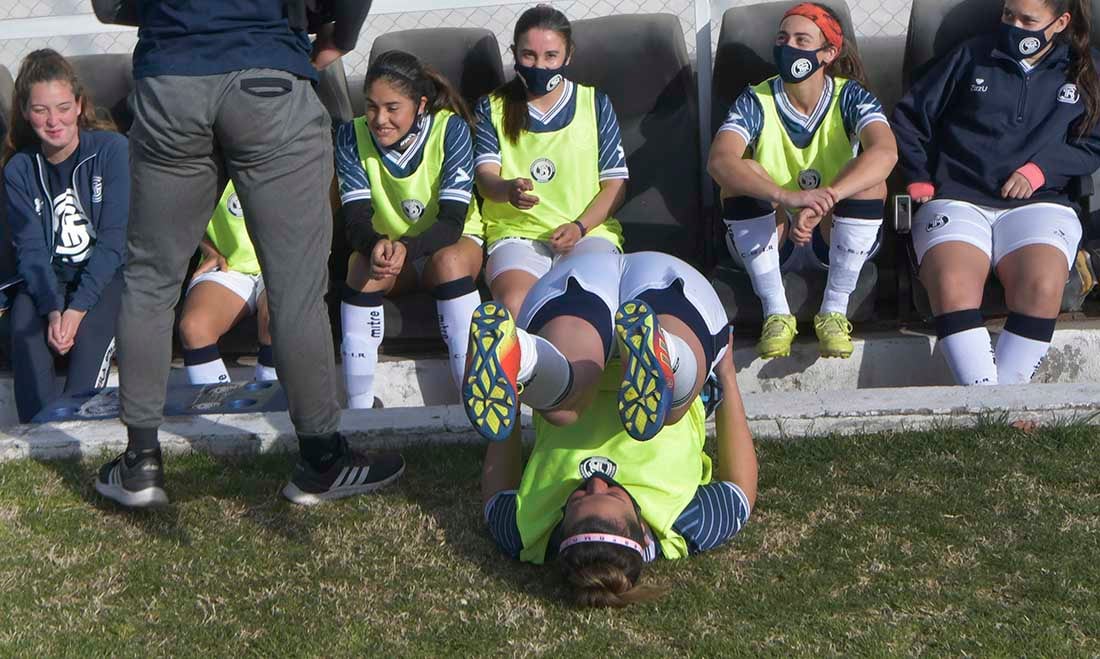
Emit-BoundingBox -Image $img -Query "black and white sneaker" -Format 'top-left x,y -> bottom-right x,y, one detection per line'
282,449 -> 405,505
94,449 -> 169,508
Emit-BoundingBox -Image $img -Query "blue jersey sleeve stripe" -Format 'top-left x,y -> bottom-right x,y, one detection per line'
440,115 -> 476,196
596,92 -> 629,176
484,490 -> 522,558
672,481 -> 751,554
335,121 -> 371,198
340,190 -> 372,204
474,96 -> 502,165
439,189 -> 473,203
719,88 -> 764,147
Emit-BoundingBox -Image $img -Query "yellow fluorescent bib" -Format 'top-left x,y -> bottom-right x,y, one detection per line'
751,76 -> 855,195
516,362 -> 711,564
353,110 -> 484,240
204,182 -> 260,275
482,84 -> 623,247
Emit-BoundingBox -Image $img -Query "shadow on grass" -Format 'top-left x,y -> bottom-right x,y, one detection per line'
31,421 -> 318,545
397,443 -> 570,606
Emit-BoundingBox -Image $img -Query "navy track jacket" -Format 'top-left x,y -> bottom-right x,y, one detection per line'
892,35 -> 1100,209
3,130 -> 129,315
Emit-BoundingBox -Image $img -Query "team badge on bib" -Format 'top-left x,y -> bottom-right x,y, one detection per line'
1058,83 -> 1079,104
401,199 -> 426,221
926,214 -> 950,232
227,193 -> 244,217
579,456 -> 618,480
791,58 -> 814,80
530,157 -> 556,183
1019,36 -> 1042,55
797,169 -> 822,190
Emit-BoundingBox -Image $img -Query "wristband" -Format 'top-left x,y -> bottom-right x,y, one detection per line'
907,182 -> 935,199
1016,163 -> 1046,191
572,219 -> 587,237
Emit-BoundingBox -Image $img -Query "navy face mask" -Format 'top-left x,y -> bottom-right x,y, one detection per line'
772,43 -> 827,83
515,62 -> 566,96
998,16 -> 1060,60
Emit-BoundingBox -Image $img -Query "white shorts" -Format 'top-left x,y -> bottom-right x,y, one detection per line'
485,236 -> 620,283
187,269 -> 265,311
516,251 -> 730,370
913,199 -> 1081,270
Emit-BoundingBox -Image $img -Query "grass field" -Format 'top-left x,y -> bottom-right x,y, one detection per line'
1,421 -> 1098,656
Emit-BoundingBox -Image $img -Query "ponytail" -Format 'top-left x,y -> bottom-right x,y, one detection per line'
557,516 -> 667,608
1056,0 -> 1100,136
365,50 -> 474,127
498,4 -> 574,144
2,48 -> 116,165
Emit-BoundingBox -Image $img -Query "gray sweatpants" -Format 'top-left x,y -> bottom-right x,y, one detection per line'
117,70 -> 340,437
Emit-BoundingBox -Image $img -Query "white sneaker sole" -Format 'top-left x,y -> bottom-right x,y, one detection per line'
94,480 -> 169,508
281,463 -> 405,506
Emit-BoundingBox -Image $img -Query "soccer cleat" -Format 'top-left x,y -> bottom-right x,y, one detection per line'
814,312 -> 854,358
282,447 -> 405,505
614,299 -> 674,442
757,313 -> 798,359
462,301 -> 521,442
94,449 -> 169,508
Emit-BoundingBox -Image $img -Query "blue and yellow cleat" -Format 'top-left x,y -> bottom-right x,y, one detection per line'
462,302 -> 522,442
614,299 -> 675,442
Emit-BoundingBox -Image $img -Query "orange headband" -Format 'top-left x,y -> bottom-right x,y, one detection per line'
783,3 -> 844,50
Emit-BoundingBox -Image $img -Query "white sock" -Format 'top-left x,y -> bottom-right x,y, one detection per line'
341,299 -> 385,409
516,328 -> 571,410
821,216 -> 881,316
995,314 -> 1056,384
183,345 -> 230,385
254,345 -> 277,382
435,287 -> 482,389
662,329 -> 697,407
727,214 -> 789,316
939,327 -> 998,386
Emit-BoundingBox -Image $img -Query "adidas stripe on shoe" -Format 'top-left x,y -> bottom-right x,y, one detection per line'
282,450 -> 405,506
94,449 -> 169,508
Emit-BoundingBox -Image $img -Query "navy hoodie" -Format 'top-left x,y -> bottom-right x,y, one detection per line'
892,34 -> 1100,209
3,130 -> 129,315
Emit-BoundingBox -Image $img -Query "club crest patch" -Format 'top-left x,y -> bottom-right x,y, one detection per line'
926,213 -> 950,232
1058,83 -> 1079,104
1019,36 -> 1042,55
579,456 -> 618,480
227,193 -> 243,217
797,169 -> 822,190
791,57 -> 814,79
401,199 -> 426,221
530,157 -> 556,183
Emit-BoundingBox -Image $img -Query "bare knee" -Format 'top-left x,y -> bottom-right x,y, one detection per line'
1007,275 -> 1065,314
499,291 -> 527,319
540,407 -> 579,427
922,268 -> 984,312
179,313 -> 217,349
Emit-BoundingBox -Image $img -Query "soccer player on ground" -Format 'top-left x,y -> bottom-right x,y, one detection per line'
177,182 -> 276,385
708,3 -> 896,360
474,4 -> 629,319
893,0 -> 1100,385
3,50 -> 127,423
335,50 -> 484,408
93,1 -> 404,508
468,251 -> 757,607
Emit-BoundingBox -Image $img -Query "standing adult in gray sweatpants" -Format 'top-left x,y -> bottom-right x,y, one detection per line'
92,0 -> 403,509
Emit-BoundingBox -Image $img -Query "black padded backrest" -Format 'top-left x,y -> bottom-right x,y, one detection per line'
569,14 -> 703,263
68,54 -> 134,132
712,0 -> 858,134
0,65 -> 13,138
316,61 -> 354,123
903,0 -> 1100,87
365,28 -> 505,110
